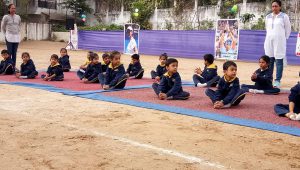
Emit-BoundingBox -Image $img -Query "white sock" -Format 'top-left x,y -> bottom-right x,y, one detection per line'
249,89 -> 255,93
197,83 -> 207,87
19,76 -> 28,79
254,90 -> 264,94
222,103 -> 231,108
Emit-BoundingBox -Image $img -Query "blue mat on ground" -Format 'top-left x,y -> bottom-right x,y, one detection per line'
0,80 -> 298,137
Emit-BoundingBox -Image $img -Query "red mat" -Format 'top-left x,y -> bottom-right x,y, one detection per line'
0,72 -> 154,91
103,87 -> 300,128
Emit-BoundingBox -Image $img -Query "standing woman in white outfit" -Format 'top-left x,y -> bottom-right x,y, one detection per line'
1,4 -> 21,67
264,0 -> 291,88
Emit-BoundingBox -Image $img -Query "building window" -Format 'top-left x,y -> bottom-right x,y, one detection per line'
38,0 -> 57,9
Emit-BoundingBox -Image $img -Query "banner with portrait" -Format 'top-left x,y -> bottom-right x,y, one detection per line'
296,33 -> 300,56
124,23 -> 140,55
215,19 -> 240,60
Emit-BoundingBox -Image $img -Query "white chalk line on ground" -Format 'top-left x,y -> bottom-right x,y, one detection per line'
65,124 -> 225,169
0,111 -> 225,169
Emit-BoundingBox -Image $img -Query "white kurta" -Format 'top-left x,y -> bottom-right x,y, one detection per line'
1,14 -> 21,43
264,12 -> 291,59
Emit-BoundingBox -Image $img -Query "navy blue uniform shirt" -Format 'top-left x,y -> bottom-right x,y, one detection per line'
105,63 -> 126,87
159,72 -> 183,97
84,62 -> 102,81
215,76 -> 240,105
127,61 -> 142,77
20,59 -> 38,76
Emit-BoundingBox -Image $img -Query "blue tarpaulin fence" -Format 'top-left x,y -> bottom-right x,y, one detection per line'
78,30 -> 300,65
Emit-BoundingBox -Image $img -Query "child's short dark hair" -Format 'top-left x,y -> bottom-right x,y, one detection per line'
203,54 -> 214,64
102,53 -> 109,59
60,48 -> 67,53
110,51 -> 121,60
159,53 -> 168,60
1,50 -> 9,55
260,55 -> 270,64
90,53 -> 99,61
51,54 -> 59,60
22,52 -> 30,58
131,54 -> 140,60
223,61 -> 237,70
165,58 -> 178,66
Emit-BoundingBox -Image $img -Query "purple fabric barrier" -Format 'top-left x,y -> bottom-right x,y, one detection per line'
78,30 -> 300,65
78,31 -> 123,52
239,30 -> 299,64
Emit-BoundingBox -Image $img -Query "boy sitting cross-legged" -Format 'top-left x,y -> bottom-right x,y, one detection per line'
205,61 -> 246,109
152,58 -> 190,100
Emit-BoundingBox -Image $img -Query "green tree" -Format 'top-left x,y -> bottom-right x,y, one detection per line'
131,0 -> 155,29
60,0 -> 93,20
240,13 -> 255,29
251,15 -> 265,30
218,0 -> 242,19
15,0 -> 33,21
0,1 -> 5,18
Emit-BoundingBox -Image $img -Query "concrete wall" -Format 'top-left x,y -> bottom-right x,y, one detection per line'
51,32 -> 69,42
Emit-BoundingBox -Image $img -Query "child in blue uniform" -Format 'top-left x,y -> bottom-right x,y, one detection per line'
15,52 -> 38,79
193,54 -> 220,87
152,58 -> 190,100
100,51 -> 128,90
41,54 -> 64,81
98,53 -> 111,86
126,54 -> 144,79
151,53 -> 168,82
77,51 -> 93,77
205,61 -> 246,109
58,48 -> 71,72
241,55 -> 280,95
274,83 -> 300,120
0,50 -> 14,75
81,53 -> 102,83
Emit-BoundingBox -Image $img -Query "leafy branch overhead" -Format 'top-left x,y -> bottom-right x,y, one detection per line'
60,0 -> 93,15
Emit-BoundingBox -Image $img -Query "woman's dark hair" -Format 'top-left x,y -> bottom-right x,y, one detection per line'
272,0 -> 282,7
260,55 -> 270,64
8,4 -> 14,14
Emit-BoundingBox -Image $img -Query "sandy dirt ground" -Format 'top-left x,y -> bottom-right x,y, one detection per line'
0,41 -> 300,170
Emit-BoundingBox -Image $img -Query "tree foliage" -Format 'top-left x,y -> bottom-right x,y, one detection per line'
60,0 -> 93,16
131,0 -> 155,29
240,13 -> 255,24
218,0 -> 242,19
251,15 -> 265,30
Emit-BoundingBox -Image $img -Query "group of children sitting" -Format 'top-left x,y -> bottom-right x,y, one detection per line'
0,48 -> 299,121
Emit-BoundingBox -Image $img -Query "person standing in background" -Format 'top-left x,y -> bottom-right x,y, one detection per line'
1,4 -> 21,68
264,0 -> 291,88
